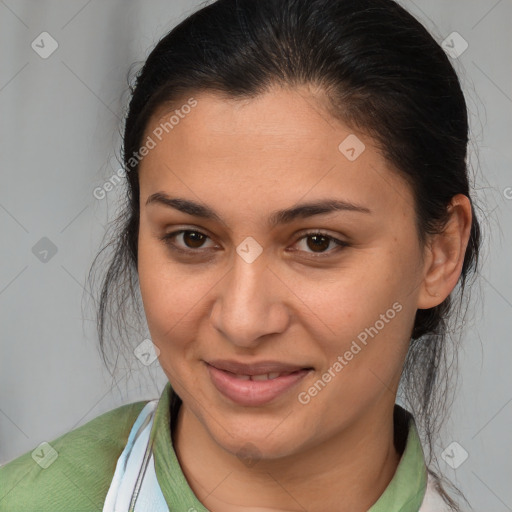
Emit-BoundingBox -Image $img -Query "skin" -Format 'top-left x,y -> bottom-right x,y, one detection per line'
136,84 -> 472,512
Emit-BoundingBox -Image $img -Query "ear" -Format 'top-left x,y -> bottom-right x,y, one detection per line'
417,194 -> 473,310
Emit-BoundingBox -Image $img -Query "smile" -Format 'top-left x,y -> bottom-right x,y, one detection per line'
205,362 -> 312,406
229,371 -> 295,381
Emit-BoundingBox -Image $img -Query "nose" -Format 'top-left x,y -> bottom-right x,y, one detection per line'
209,251 -> 290,348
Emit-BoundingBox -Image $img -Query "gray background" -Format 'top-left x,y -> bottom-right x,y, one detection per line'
0,1 -> 510,510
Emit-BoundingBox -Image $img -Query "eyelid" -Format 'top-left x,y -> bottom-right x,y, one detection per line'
158,228 -> 218,254
159,228 -> 349,257
290,230 -> 349,257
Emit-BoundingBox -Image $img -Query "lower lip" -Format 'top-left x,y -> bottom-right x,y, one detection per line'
206,363 -> 311,406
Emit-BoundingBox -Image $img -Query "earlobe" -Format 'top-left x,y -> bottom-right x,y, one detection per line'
417,194 -> 472,310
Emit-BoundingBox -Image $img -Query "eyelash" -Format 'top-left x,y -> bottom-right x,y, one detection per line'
158,229 -> 349,258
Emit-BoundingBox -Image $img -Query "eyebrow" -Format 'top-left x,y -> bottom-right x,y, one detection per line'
145,192 -> 372,228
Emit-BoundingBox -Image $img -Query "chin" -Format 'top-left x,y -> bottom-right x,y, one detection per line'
203,412 -> 307,462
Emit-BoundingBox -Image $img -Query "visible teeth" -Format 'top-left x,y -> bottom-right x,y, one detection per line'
250,372 -> 284,381
228,371 -> 296,380
251,373 -> 270,381
232,374 -> 250,380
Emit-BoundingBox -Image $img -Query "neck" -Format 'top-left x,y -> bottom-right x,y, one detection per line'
173,400 -> 402,512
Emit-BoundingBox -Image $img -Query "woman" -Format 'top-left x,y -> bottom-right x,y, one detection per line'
0,0 -> 481,510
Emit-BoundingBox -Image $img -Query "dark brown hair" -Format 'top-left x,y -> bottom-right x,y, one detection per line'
88,1 -> 482,509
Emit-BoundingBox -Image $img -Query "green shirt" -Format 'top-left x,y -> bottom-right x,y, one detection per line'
0,382 -> 429,511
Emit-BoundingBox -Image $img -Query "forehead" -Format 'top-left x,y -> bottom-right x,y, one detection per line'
138,87 -> 413,219
146,86 -> 353,158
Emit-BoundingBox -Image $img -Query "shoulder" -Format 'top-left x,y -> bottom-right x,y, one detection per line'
0,399 -> 149,512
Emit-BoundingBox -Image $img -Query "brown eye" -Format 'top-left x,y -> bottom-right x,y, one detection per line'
306,234 -> 331,253
293,232 -> 349,257
159,229 -> 215,253
181,230 -> 207,248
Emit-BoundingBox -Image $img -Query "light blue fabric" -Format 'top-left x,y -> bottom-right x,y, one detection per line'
103,400 -> 170,512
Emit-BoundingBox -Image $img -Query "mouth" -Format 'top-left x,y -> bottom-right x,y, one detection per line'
218,370 -> 301,381
204,360 -> 313,406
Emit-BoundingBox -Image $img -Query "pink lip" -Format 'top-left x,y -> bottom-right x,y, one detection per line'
205,361 -> 312,406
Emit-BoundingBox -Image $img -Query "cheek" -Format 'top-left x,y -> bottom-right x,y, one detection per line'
137,232 -> 217,353
287,250 -> 417,379
287,264 -> 404,340
138,233 -> 187,342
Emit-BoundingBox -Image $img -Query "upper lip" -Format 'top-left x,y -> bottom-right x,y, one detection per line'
206,359 -> 312,376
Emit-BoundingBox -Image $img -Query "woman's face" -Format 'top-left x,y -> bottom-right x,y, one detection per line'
137,86 -> 431,459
